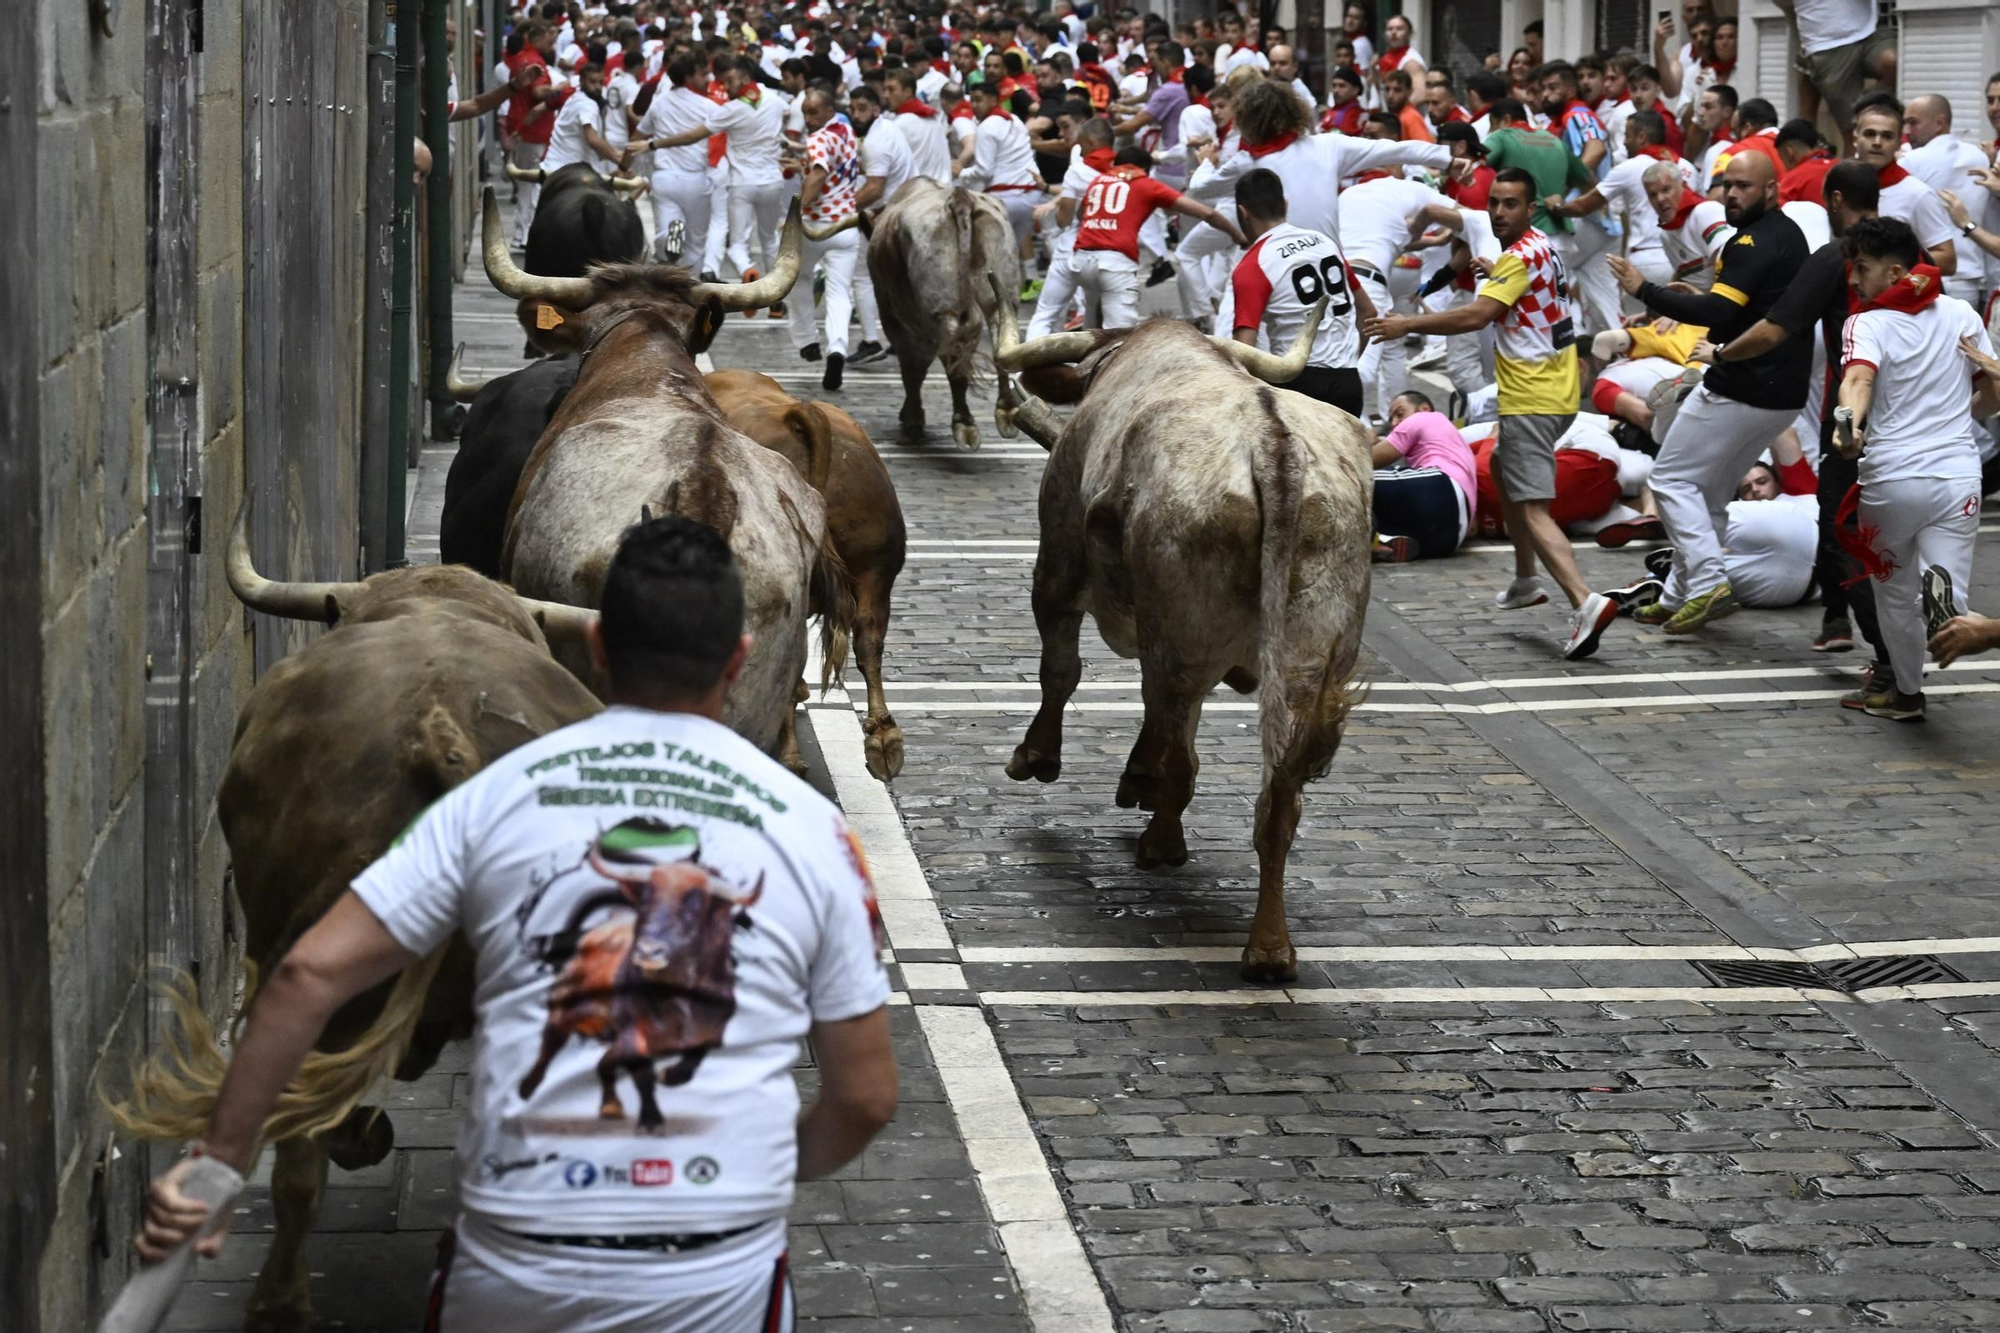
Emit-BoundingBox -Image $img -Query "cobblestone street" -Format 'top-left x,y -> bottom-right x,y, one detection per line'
176,203 -> 2000,1333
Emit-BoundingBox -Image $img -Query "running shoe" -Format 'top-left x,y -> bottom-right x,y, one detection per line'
768,301 -> 787,318
1861,688 -> 1926,721
1645,365 -> 1703,444
1644,547 -> 1675,579
1020,278 -> 1044,302
1632,599 -> 1676,626
1922,565 -> 1960,639
1145,259 -> 1175,288
1605,577 -> 1665,615
1595,516 -> 1667,548
1812,618 -> 1854,653
1495,576 -> 1549,610
700,269 -> 720,284
662,219 -> 686,263
1839,661 -> 1892,709
1372,534 -> 1416,564
822,351 -> 845,392
1563,592 -> 1619,660
800,342 -> 822,362
1661,582 -> 1738,635
848,340 -> 887,366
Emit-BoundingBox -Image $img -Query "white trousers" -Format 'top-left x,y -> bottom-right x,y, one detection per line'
1563,225 -> 1623,337
435,1216 -> 792,1333
703,160 -> 731,274
511,141 -> 546,247
992,190 -> 1039,268
651,166 -> 712,267
788,229 -> 858,356
852,235 -> 884,345
1650,385 -> 1797,606
1175,212 -> 1239,319
1427,288 -> 1495,400
1072,249 -> 1141,329
725,179 -> 789,278
1028,246 -> 1088,338
1355,270 -> 1404,419
1858,474 -> 1981,695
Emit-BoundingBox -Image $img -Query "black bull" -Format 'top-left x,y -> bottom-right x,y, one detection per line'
524,162 -> 646,278
517,862 -> 763,1130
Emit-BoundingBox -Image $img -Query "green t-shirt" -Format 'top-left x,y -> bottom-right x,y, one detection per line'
1482,127 -> 1595,235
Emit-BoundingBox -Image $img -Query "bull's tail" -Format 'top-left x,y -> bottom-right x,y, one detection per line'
109,946 -> 449,1154
1250,391 -> 1365,786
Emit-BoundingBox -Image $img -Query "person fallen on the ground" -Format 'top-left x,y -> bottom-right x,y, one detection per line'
134,518 -> 896,1333
1370,390 -> 1479,561
1582,316 -> 1707,443
1463,414 -> 1656,543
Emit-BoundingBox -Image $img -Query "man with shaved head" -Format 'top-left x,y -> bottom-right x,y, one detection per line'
1604,150 -> 1812,636
1899,94 -> 1989,305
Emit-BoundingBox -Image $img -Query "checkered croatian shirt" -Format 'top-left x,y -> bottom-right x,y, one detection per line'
804,120 -> 862,226
1476,227 -> 1580,415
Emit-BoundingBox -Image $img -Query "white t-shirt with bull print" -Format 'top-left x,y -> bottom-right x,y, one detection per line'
352,706 -> 888,1237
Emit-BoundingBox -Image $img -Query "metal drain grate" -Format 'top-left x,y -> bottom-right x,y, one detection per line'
1695,955 -> 1967,992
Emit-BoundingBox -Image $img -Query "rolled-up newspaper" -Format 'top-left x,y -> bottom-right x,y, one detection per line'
97,1155 -> 245,1333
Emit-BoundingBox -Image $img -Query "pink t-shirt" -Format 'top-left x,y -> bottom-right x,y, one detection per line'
1383,411 -> 1478,519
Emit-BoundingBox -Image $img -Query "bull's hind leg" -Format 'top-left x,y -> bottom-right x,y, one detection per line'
1133,668 -> 1211,870
1245,771 -> 1306,985
895,354 -> 928,447
244,1136 -> 328,1333
1116,726 -> 1165,811
855,565 -> 904,780
1006,556 -> 1086,784
778,678 -> 810,775
947,371 -> 980,450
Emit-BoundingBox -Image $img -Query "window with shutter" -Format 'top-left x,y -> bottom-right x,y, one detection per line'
1899,8 -> 1990,144
1430,2 -> 1502,82
1596,0 -> 1651,59
1756,16 -> 1791,118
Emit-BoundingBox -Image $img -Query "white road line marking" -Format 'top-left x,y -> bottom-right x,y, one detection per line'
957,938 -> 2000,965
900,524 -> 2000,551
906,540 -> 1042,547
975,984 -> 2000,1007
807,706 -> 1119,1333
869,662 -> 2000,693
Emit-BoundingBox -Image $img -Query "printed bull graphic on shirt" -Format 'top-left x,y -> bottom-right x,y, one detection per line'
517,819 -> 762,1130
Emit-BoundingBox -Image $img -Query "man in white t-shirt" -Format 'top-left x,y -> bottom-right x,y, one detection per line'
885,66 -> 951,184
1025,118 -> 1111,338
1229,167 -> 1363,414
1337,172 -> 1459,418
1836,217 -> 1998,720
540,66 -> 622,176
135,517 -> 895,1333
1900,93 -> 1990,304
846,83 -> 917,364
1547,109 -> 1692,287
630,55 -> 733,265
1794,0 -> 1896,149
1853,97 -> 1960,281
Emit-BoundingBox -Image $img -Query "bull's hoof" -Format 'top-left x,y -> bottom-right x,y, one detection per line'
994,403 -> 1019,438
1114,770 -> 1157,810
1239,943 -> 1299,986
1005,746 -> 1061,783
1134,822 -> 1189,869
323,1106 -> 394,1171
865,723 -> 905,781
600,1100 -> 623,1120
951,419 -> 980,451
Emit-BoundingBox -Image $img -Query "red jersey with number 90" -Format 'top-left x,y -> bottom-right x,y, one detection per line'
1074,165 -> 1182,260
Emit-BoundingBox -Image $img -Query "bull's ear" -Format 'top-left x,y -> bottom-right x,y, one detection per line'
688,297 -> 725,355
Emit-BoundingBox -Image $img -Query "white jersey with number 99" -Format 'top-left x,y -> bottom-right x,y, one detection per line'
1228,222 -> 1360,370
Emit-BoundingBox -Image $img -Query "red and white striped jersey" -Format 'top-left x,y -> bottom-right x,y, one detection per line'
1229,222 -> 1360,370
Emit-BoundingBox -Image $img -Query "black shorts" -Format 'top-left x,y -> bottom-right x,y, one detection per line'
1372,467 -> 1465,558
1286,365 -> 1364,416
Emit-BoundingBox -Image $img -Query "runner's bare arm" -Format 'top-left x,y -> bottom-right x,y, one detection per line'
796,1006 -> 897,1180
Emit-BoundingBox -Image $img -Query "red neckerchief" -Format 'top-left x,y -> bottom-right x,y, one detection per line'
1350,168 -> 1392,183
1248,129 -> 1299,158
1082,146 -> 1115,171
1636,143 -> 1677,163
931,59 -> 951,75
1860,262 -> 1943,315
983,107 -> 1014,121
896,97 -> 936,118
1704,59 -> 1736,82
1168,66 -> 1185,83
739,85 -> 761,105
1877,160 -> 1909,188
950,101 -> 975,120
1377,45 -> 1409,72
1108,163 -> 1148,182
1664,187 -> 1708,230
1834,484 -> 1896,584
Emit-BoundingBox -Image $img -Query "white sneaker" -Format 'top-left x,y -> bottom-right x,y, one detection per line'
1495,576 -> 1550,610
1563,592 -> 1618,660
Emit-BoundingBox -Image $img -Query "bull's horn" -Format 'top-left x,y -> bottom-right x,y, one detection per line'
505,162 -> 547,184
987,273 -> 1101,370
801,212 -> 860,242
481,186 -> 594,305
1009,394 -> 1066,451
226,502 -> 363,626
445,343 -> 490,402
1210,297 -> 1326,384
691,198 -> 802,311
518,597 -> 598,645
610,174 -> 649,194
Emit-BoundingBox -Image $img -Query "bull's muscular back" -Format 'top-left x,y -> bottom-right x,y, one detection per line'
222,588 -> 599,1044
442,356 -> 581,576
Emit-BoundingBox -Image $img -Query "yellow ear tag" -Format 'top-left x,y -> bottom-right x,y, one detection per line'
536,304 -> 565,329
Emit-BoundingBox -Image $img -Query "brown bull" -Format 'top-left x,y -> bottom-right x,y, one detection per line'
518,822 -> 765,1129
112,511 -> 601,1332
706,369 -> 908,780
991,291 -> 1373,984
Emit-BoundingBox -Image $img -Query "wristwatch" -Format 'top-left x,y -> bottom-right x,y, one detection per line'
1963,220 -> 1979,237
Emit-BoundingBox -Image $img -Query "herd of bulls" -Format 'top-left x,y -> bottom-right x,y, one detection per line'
112,166 -> 1376,1331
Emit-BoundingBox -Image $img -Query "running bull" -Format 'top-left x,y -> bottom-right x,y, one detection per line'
991,292 -> 1372,983
518,820 -> 764,1129
111,509 -> 600,1332
507,160 -> 650,278
478,187 -> 850,768
825,178 -> 1025,449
